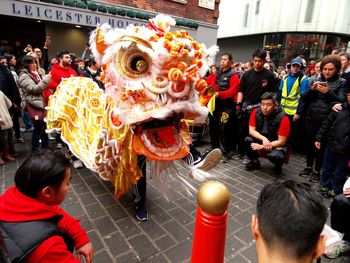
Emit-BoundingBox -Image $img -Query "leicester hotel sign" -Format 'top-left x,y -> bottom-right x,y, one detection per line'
0,0 -> 148,28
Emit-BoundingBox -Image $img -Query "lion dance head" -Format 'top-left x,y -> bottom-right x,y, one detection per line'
46,14 -> 217,197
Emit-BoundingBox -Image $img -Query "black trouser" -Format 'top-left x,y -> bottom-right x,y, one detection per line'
11,109 -> 21,140
305,120 -> 324,172
244,136 -> 287,167
237,111 -> 250,155
331,194 -> 350,241
137,155 -> 146,206
208,98 -> 236,154
32,120 -> 48,152
286,114 -> 306,153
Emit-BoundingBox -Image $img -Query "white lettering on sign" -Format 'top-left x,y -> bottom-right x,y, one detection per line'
5,0 -> 147,28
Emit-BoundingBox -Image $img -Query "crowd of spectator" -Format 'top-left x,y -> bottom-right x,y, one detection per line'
0,39 -> 103,167
204,49 -> 350,259
204,49 -> 349,192
0,35 -> 349,261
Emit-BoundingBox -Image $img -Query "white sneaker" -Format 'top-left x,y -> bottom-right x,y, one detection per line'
48,134 -> 56,140
73,160 -> 84,169
243,158 -> 251,165
193,156 -> 202,165
194,148 -> 222,172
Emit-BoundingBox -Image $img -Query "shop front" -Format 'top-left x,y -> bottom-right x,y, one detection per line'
0,0 -> 218,61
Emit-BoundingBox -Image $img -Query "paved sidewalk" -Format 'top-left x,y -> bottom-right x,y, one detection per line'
1,133 -> 348,262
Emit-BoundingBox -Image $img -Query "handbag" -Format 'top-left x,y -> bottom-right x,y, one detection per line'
26,104 -> 46,121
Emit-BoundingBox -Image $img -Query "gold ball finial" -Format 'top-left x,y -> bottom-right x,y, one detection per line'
197,181 -> 231,215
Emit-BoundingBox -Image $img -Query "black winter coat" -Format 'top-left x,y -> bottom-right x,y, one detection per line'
302,75 -> 345,124
315,103 -> 350,154
0,64 -> 21,106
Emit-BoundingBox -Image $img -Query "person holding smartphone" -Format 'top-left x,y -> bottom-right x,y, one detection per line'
299,55 -> 346,183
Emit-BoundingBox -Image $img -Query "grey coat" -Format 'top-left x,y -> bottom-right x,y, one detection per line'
18,69 -> 51,109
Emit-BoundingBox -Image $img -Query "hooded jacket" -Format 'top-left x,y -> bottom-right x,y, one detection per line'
45,63 -> 77,100
0,187 -> 89,263
0,64 -> 21,106
316,102 -> 350,154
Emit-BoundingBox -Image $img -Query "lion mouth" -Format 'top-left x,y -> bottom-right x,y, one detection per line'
132,118 -> 190,161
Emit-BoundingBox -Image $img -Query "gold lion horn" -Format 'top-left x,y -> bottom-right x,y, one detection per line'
96,28 -> 109,54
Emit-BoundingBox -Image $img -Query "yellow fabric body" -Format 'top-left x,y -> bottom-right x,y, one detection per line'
46,77 -> 141,198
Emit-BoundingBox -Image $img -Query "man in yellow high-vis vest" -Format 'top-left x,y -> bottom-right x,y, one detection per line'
278,57 -> 309,149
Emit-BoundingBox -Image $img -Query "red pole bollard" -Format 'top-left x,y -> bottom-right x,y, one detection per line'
191,181 -> 231,263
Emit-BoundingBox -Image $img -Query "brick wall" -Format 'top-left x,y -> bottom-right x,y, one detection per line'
104,0 -> 218,24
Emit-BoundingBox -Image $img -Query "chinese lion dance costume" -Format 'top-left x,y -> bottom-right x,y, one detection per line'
46,14 -> 218,198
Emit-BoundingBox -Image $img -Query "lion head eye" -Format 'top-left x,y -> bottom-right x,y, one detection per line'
131,57 -> 147,72
115,43 -> 151,80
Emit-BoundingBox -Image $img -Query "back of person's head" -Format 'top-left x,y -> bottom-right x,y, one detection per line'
255,180 -> 327,260
320,55 -> 342,74
20,55 -> 36,71
15,151 -> 71,198
252,49 -> 267,60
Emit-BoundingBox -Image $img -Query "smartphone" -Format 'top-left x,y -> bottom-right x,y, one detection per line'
315,81 -> 327,86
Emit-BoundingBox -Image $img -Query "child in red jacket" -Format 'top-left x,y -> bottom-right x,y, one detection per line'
0,151 -> 94,262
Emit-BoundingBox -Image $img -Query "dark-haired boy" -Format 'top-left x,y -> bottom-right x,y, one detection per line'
252,180 -> 327,263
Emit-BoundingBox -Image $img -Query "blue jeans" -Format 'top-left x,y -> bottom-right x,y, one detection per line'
22,111 -> 33,129
320,147 -> 350,194
32,120 -> 48,152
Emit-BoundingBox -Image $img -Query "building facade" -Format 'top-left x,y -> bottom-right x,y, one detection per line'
0,0 -> 219,60
217,0 -> 350,66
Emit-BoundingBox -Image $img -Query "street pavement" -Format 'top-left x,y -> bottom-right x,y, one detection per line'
1,132 -> 349,263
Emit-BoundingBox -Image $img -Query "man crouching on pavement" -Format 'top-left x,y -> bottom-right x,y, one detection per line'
244,92 -> 290,173
252,180 -> 327,263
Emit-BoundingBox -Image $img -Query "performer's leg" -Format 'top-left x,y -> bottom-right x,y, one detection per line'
267,148 -> 286,174
136,155 -> 148,221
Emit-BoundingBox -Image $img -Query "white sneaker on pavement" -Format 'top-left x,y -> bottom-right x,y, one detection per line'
73,160 -> 84,169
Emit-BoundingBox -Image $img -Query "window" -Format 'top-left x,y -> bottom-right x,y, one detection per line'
304,0 -> 315,23
255,0 -> 260,15
243,4 -> 249,27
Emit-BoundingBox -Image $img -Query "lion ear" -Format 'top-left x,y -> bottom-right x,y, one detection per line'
95,28 -> 109,54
